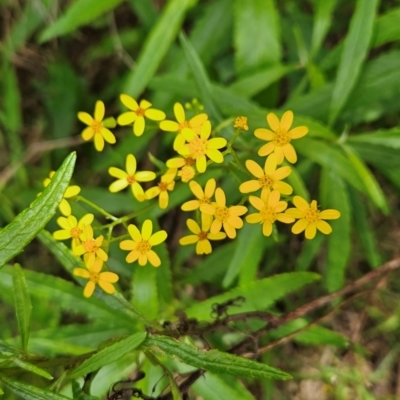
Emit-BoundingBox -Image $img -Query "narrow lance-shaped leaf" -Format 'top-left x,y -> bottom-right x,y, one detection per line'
68,332 -> 147,379
329,0 -> 379,125
0,376 -> 72,400
143,335 -> 291,380
12,264 -> 32,352
0,152 -> 76,268
12,357 -> 53,380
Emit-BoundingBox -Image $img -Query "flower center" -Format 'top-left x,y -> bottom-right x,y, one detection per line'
258,175 -> 274,189
83,239 -> 98,253
89,272 -> 100,283
90,120 -> 103,134
215,206 -> 230,222
198,231 -> 208,240
185,157 -> 195,166
234,116 -> 248,131
199,196 -> 211,205
70,226 -> 82,239
178,121 -> 190,132
158,182 -> 169,191
304,208 -> 320,223
187,137 -> 207,158
273,130 -> 291,146
260,207 -> 277,223
135,107 -> 145,117
126,175 -> 136,184
137,240 -> 151,255
178,166 -> 195,182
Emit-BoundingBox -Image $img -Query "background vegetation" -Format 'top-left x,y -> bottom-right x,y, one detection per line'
1,0 -> 400,399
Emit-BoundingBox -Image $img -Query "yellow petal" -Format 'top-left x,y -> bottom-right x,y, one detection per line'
276,214 -> 295,224
187,219 -> 201,234
145,108 -> 166,121
189,113 -> 208,129
73,268 -> 90,278
189,180 -> 204,200
274,146 -> 284,164
134,117 -> 145,136
139,99 -> 152,109
229,205 -> 248,216
125,154 -> 137,175
142,220 -> 153,240
207,232 -> 226,241
94,133 -> 104,151
160,120 -> 179,132
223,222 -> 236,239
285,208 -> 304,218
53,230 -> 71,240
120,94 -> 138,110
292,219 -> 308,234
159,190 -> 169,209
267,113 -> 280,131
200,120 -> 211,140
280,110 -> 293,131
293,196 -> 310,212
128,224 -> 141,241
108,167 -> 127,179
272,166 -> 291,181
94,100 -> 105,121
210,219 -> 222,234
200,204 -> 215,215
83,281 -> 96,298
98,281 -> 116,294
56,216 -> 70,230
258,142 -> 275,157
149,230 -> 167,246
316,220 -> 332,234
147,250 -> 161,267
228,216 -> 244,229
131,182 -> 145,201
207,138 -> 227,150
196,156 -> 207,173
249,196 -> 265,211
120,239 -> 136,251
101,128 -> 116,144
100,271 -> 119,284
273,181 -> 293,195
109,179 -> 129,193
264,154 -> 277,175
81,127 -> 94,141
319,209 -> 341,220
127,250 -> 140,263
180,235 -> 199,245
196,240 -> 211,255
64,185 -> 81,198
262,222 -> 273,237
289,126 -> 308,139
305,223 -> 317,239
145,186 -> 160,200
239,180 -> 260,194
215,188 -> 226,207
59,199 -> 71,216
206,149 -> 224,164
254,128 -> 274,141
181,199 -> 200,211
138,254 -> 148,266
118,112 -> 136,125
246,213 -> 262,224
77,112 -> 93,125
174,102 -> 185,123
283,143 -> 297,164
246,159 -> 264,178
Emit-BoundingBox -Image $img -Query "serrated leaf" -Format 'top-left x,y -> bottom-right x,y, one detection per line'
234,0 -> 280,75
124,0 -> 193,97
186,272 -> 320,321
12,264 -> 32,352
180,32 -> 222,121
39,0 -> 124,42
0,376 -> 71,400
342,144 -> 388,214
143,335 -> 291,380
68,332 -> 147,379
223,224 -> 265,288
0,152 -> 76,268
12,357 -> 53,380
329,0 -> 379,124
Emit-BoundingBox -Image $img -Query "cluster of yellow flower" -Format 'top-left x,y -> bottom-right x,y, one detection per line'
49,95 -> 340,297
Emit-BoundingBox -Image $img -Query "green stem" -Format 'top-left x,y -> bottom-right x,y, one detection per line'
76,196 -> 118,221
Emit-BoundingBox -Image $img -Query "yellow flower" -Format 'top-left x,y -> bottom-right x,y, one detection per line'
200,188 -> 248,239
239,154 -> 292,197
179,214 -> 226,254
177,121 -> 227,173
144,169 -> 176,209
285,196 -> 341,240
254,110 -> 308,164
74,224 -> 108,267
120,219 -> 167,267
73,257 -> 119,298
234,116 -> 249,131
246,190 -> 294,236
117,94 -> 165,136
77,100 -> 116,151
167,155 -> 197,182
181,179 -> 216,211
159,102 -> 208,150
53,213 -> 94,251
43,171 -> 81,216
108,154 -> 156,201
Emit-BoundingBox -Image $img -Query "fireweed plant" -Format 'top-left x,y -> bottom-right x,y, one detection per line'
57,99 -> 341,299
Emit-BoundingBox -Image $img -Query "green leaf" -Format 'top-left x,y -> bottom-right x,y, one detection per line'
0,387 -> 3,395
143,335 -> 291,380
39,0 -> 124,42
295,234 -> 325,271
193,372 -> 255,400
0,376 -> 71,400
311,0 -> 339,55
329,0 -> 379,125
320,170 -> 351,292
229,64 -> 296,98
233,0 -> 281,75
68,332 -> 147,379
348,128 -> 400,149
0,152 -> 76,268
179,32 -> 222,121
372,6 -> 400,47
12,264 -> 32,352
223,224 -> 265,288
295,325 -> 349,347
124,0 -> 193,97
341,144 -> 388,214
186,272 -> 320,321
12,357 -> 53,380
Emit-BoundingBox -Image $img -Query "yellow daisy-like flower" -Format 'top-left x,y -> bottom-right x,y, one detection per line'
77,100 -> 116,152
144,169 -> 177,209
179,214 -> 226,255
53,213 -> 94,251
200,188 -> 248,239
117,94 -> 166,137
73,257 -> 119,298
120,219 -> 167,267
246,190 -> 294,237
167,155 -> 197,182
181,179 -> 216,211
234,116 -> 249,131
159,102 -> 208,150
285,196 -> 341,240
239,154 -> 293,197
74,224 -> 108,267
108,154 -> 156,201
43,171 -> 81,216
254,110 -> 308,164
177,121 -> 227,173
